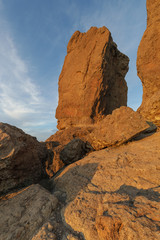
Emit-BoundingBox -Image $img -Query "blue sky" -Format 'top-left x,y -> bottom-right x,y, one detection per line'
0,0 -> 146,141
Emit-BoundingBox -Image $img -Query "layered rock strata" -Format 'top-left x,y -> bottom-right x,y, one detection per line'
137,0 -> 160,126
56,26 -> 129,130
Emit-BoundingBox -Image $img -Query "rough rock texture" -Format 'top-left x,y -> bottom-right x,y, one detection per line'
32,222 -> 57,240
56,26 -> 129,130
52,131 -> 160,240
60,138 -> 93,165
45,127 -> 94,176
46,107 -> 155,174
0,184 -> 58,240
45,138 -> 92,177
137,0 -> 160,126
87,106 -> 152,150
0,123 -> 48,195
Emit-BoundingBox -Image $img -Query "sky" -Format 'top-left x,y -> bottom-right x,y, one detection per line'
0,0 -> 147,141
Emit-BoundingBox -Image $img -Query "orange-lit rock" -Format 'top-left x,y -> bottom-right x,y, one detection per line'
137,0 -> 160,126
56,26 -> 129,130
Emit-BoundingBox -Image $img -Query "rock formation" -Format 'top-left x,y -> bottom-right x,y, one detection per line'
52,131 -> 160,240
87,106 -> 152,150
56,26 -> 129,130
0,184 -> 58,240
46,106 -> 155,175
1,130 -> 160,239
0,123 -> 48,195
137,0 -> 160,126
45,127 -> 94,176
1,1 -> 160,238
60,138 -> 93,165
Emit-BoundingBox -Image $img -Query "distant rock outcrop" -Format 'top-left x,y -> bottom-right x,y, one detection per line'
137,0 -> 160,126
56,26 -> 129,130
0,123 -> 48,195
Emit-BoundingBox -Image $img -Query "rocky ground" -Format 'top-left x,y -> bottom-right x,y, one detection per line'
0,130 -> 160,240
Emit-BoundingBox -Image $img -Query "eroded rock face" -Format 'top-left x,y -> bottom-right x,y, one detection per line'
0,184 -> 58,240
52,131 -> 160,240
56,26 -> 129,130
0,123 -> 48,195
137,0 -> 160,126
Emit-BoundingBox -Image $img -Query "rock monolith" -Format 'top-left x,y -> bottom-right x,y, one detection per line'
137,0 -> 160,126
56,26 -> 129,130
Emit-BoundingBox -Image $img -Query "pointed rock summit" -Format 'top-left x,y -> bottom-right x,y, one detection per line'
56,26 -> 129,130
137,0 -> 160,126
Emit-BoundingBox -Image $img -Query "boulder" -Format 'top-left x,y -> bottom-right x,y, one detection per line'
45,127 -> 94,176
56,26 -> 129,130
0,184 -> 58,240
137,0 -> 160,126
87,106 -> 152,150
0,123 -> 48,195
60,138 -> 93,165
52,131 -> 160,240
46,107 -> 154,174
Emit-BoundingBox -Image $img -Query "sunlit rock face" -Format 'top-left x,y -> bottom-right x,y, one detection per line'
137,0 -> 160,126
52,131 -> 160,240
56,26 -> 129,130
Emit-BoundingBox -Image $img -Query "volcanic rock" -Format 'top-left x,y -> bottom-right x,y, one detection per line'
0,184 -> 58,240
60,138 -> 93,165
87,106 -> 153,150
0,123 -> 48,195
56,26 -> 129,130
52,131 -> 160,240
137,0 -> 160,126
45,127 -> 94,176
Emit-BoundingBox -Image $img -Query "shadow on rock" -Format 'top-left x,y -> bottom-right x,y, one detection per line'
51,162 -> 98,202
111,184 -> 160,204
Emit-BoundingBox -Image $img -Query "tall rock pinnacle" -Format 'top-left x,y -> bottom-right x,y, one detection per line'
137,0 -> 160,126
56,26 -> 129,130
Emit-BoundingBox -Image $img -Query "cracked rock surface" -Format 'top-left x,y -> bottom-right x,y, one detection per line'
0,184 -> 58,240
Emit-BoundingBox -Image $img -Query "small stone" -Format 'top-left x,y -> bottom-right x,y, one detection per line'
47,223 -> 54,231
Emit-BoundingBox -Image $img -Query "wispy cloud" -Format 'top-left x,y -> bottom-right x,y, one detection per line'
0,33 -> 40,114
0,16 -> 57,140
